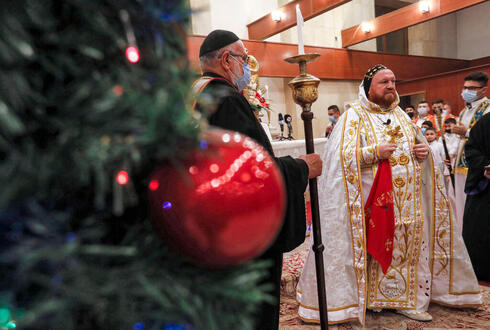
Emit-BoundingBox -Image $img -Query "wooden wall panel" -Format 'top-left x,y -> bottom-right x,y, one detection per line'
470,56 -> 490,67
187,35 -> 470,80
397,65 -> 490,115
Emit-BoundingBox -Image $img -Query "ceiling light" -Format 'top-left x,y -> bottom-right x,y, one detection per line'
361,21 -> 372,33
271,10 -> 283,22
419,1 -> 430,13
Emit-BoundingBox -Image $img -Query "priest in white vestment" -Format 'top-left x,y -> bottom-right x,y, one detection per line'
297,65 -> 482,325
451,72 -> 489,230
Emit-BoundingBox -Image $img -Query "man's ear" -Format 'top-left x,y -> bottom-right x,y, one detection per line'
219,51 -> 232,70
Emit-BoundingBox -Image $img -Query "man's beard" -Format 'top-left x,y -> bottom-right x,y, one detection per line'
370,92 -> 395,108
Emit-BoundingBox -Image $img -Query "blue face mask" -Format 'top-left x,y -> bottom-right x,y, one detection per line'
329,115 -> 337,123
421,128 -> 427,135
461,89 -> 478,103
230,57 -> 251,92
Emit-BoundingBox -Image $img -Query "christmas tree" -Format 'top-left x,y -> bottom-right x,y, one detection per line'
0,1 -> 272,329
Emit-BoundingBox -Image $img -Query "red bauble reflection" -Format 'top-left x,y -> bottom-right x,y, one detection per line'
148,129 -> 285,267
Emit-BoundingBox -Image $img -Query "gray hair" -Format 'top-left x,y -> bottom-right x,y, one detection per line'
199,44 -> 234,70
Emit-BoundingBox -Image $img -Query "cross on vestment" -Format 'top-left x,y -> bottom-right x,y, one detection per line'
384,125 -> 404,144
385,239 -> 393,252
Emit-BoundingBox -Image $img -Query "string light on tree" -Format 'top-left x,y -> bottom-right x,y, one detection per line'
148,179 -> 159,191
120,10 -> 140,63
116,170 -> 129,185
125,46 -> 140,63
113,85 -> 123,96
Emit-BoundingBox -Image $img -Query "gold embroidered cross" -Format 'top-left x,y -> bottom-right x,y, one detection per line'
385,125 -> 404,144
385,239 -> 393,251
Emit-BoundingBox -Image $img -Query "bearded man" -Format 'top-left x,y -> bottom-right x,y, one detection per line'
297,65 -> 482,325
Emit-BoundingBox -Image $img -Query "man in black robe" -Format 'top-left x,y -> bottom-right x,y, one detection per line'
194,30 -> 322,329
463,112 -> 490,282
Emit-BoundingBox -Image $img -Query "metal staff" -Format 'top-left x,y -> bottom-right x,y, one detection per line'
285,53 -> 328,329
434,107 -> 455,189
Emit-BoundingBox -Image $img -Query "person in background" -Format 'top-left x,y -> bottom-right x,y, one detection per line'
404,104 -> 416,120
415,100 -> 430,127
194,29 -> 323,329
441,117 -> 459,220
425,127 -> 446,179
443,102 -> 452,116
462,111 -> 490,282
442,102 -> 458,132
443,117 -> 459,157
421,120 -> 433,135
452,71 -> 489,231
325,104 -> 340,138
431,98 -> 445,135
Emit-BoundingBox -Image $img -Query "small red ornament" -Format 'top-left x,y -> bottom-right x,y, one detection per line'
148,129 -> 286,267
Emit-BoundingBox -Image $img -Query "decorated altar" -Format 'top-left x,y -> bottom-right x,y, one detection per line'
272,137 -> 328,158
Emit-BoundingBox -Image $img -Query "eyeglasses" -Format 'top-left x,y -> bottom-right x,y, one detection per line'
218,51 -> 248,63
462,85 -> 485,91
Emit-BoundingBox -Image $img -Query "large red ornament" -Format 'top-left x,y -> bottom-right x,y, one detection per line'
148,129 -> 286,267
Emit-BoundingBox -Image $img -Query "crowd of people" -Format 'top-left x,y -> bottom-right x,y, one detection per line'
195,29 -> 488,329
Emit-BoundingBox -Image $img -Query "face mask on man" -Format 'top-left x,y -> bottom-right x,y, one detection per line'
421,128 -> 427,135
418,107 -> 428,117
461,89 -> 478,103
407,112 -> 414,119
329,115 -> 337,123
230,56 -> 251,92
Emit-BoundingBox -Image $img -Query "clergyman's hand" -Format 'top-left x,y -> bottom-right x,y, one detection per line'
484,165 -> 490,179
299,153 -> 322,179
413,143 -> 430,161
443,158 -> 451,169
378,143 -> 397,159
451,124 -> 467,136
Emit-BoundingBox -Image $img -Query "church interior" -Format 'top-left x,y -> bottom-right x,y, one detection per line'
188,0 -> 490,140
188,0 -> 489,328
2,1 -> 489,329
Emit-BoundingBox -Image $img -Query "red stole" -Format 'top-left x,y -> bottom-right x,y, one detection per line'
365,159 -> 395,274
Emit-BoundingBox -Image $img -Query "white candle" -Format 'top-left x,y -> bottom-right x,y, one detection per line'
296,4 -> 304,55
265,85 -> 269,99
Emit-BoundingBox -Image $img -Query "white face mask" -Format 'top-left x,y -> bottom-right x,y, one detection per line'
461,89 -> 478,103
418,106 -> 428,117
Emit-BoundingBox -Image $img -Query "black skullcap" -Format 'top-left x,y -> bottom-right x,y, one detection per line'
363,64 -> 388,96
199,30 -> 240,57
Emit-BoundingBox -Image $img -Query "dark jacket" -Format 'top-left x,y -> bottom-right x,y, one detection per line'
196,72 -> 309,253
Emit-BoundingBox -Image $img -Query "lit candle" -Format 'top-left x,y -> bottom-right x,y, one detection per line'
296,4 -> 304,55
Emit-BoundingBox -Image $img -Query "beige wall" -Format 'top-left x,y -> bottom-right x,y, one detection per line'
272,0 -> 376,51
189,0 -> 279,38
408,1 -> 490,60
456,1 -> 490,60
408,13 -> 458,59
